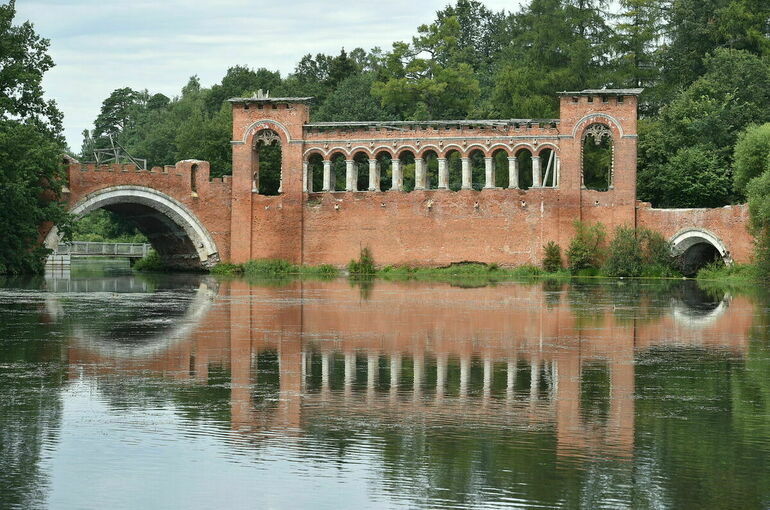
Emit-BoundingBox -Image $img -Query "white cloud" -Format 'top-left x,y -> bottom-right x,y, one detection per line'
15,0 -> 525,149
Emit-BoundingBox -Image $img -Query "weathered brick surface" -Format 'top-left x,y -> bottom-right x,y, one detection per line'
61,92 -> 754,267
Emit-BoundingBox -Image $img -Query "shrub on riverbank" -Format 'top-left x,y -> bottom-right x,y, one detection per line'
542,241 -> 562,273
210,259 -> 338,278
566,221 -> 606,272
133,251 -> 165,272
348,247 -> 376,275
603,226 -> 677,278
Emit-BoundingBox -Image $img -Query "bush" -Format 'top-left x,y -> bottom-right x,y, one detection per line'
133,251 -> 165,272
542,241 -> 562,273
348,247 -> 376,275
603,226 -> 676,278
566,221 -> 606,272
603,226 -> 643,277
210,263 -> 242,276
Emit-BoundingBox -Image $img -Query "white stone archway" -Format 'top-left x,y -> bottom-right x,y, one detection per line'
670,228 -> 731,262
670,228 -> 731,276
46,186 -> 219,269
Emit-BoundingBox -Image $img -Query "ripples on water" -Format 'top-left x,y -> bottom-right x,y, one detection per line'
0,260 -> 768,509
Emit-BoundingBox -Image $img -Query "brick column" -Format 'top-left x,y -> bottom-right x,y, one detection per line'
322,160 -> 332,192
532,155 -> 542,188
368,159 -> 379,191
484,157 -> 495,189
461,157 -> 471,190
345,159 -> 356,192
230,142 -> 253,263
390,158 -> 403,191
437,158 -> 448,189
414,158 -> 426,190
508,156 -> 519,189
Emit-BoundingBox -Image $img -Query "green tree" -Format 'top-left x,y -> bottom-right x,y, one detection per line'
492,0 -> 610,118
746,170 -> 770,279
372,16 -> 481,120
0,1 -> 68,274
733,123 -> 770,197
205,65 -> 282,115
612,0 -> 664,111
638,49 -> 770,207
660,0 -> 770,94
315,74 -> 394,122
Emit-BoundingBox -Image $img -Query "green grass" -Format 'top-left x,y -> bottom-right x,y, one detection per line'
209,258 -> 338,279
696,262 -> 756,282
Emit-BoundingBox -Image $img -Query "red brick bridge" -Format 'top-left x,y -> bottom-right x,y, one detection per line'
47,89 -> 751,271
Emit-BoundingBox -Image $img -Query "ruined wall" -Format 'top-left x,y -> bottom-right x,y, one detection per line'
637,203 -> 753,263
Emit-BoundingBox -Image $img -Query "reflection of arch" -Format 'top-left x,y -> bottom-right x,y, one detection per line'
62,280 -> 218,358
670,228 -> 731,276
672,283 -> 731,328
46,186 -> 219,269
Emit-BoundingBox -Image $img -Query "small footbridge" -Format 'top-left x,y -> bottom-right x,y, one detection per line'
45,241 -> 153,272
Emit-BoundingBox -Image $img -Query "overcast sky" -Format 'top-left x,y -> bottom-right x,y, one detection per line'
15,0 -> 526,150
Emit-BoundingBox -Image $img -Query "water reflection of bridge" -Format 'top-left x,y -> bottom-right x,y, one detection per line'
60,279 -> 751,460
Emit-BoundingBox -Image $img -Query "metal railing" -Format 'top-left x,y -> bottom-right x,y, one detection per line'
55,241 -> 151,258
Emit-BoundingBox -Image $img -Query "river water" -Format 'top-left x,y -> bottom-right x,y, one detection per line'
1,261 -> 768,509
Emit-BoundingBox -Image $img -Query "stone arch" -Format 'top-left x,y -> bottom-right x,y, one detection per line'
443,147 -> 463,191
328,150 -> 347,191
415,145 -> 442,159
490,147 -> 509,188
420,148 -> 440,189
464,143 -> 487,158
240,118 -> 292,145
373,149 -> 393,191
396,148 -> 416,192
45,186 -> 219,269
581,123 -> 614,191
487,143 -> 512,157
670,228 -> 731,276
252,128 -> 283,195
513,147 -> 534,189
439,144 -> 464,159
351,150 -> 370,191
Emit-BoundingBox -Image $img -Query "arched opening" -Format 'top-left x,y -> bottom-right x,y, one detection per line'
353,151 -> 369,191
670,229 -> 730,277
398,150 -> 416,192
582,124 -> 613,191
539,148 -> 557,188
468,148 -> 485,190
445,149 -> 463,191
374,150 -> 392,191
46,186 -> 219,270
329,151 -> 347,192
422,150 -> 439,190
253,129 -> 282,195
515,148 -> 533,190
492,148 -> 509,188
306,153 -> 324,193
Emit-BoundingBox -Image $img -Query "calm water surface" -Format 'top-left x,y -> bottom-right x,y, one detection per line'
1,260 -> 768,509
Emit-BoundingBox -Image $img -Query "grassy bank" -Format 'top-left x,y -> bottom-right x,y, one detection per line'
695,262 -> 757,284
210,259 -> 338,279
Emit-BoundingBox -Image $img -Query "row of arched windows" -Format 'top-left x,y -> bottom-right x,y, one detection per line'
245,124 -> 614,195
303,148 -> 560,193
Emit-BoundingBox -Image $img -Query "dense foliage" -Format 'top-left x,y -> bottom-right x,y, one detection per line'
79,0 -> 770,208
0,1 -> 68,274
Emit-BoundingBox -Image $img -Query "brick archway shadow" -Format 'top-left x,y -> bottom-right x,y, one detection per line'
46,185 -> 220,270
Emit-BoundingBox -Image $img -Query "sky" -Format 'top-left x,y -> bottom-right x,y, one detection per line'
15,0 -> 526,150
